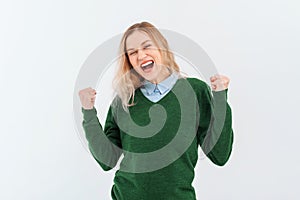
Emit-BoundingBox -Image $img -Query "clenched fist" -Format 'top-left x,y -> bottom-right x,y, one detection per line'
78,87 -> 97,110
210,74 -> 230,92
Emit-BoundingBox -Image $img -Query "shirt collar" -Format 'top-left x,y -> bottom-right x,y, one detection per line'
141,72 -> 179,95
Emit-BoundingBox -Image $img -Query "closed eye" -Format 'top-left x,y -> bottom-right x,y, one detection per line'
143,44 -> 152,49
128,50 -> 137,56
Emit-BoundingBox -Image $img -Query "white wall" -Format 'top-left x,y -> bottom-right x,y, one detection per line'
1,0 -> 299,199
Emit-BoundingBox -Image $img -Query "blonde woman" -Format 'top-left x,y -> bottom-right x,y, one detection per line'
78,22 -> 233,200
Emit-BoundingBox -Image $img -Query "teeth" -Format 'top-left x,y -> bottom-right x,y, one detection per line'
141,61 -> 153,67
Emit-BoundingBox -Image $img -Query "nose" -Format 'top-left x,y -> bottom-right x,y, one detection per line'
137,49 -> 146,61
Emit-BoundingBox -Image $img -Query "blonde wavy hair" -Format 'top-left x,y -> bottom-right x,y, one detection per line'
113,22 -> 181,110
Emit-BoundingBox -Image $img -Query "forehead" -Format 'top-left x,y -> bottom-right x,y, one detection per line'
126,31 -> 151,49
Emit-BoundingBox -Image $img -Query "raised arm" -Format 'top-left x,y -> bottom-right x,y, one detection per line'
79,88 -> 122,171
197,75 -> 234,166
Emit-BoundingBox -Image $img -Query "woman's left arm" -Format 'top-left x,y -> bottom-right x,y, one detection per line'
198,75 -> 234,166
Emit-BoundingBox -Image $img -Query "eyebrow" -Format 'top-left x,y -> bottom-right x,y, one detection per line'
126,40 -> 151,52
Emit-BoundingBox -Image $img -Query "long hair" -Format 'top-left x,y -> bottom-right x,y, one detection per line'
113,22 -> 180,110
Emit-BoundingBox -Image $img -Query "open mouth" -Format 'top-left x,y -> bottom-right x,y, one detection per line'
141,60 -> 154,71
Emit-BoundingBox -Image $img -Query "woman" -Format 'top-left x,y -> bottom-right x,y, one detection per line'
78,22 -> 233,200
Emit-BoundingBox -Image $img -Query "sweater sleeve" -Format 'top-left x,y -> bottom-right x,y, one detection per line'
197,84 -> 234,166
82,106 -> 123,171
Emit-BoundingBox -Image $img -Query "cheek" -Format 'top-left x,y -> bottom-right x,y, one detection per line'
152,50 -> 162,63
129,59 -> 140,72
128,56 -> 137,67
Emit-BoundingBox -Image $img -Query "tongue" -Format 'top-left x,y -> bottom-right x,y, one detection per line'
144,63 -> 153,69
143,63 -> 153,72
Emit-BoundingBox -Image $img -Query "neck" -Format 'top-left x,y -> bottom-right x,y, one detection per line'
150,68 -> 171,84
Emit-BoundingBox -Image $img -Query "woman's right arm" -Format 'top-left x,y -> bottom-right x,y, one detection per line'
79,88 -> 123,171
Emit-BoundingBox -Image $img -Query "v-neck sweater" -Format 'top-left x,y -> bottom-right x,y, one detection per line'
81,77 -> 234,200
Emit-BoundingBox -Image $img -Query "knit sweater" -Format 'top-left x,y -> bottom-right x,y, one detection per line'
81,77 -> 234,200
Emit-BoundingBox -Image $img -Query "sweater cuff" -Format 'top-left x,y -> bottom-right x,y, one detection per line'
212,88 -> 228,100
81,107 -> 97,121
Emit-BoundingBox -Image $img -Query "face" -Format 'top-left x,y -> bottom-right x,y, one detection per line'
125,30 -> 169,84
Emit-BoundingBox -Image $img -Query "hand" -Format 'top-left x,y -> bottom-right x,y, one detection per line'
210,74 -> 230,92
78,87 -> 97,110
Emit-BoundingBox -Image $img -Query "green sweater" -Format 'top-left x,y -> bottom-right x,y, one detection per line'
82,78 -> 234,200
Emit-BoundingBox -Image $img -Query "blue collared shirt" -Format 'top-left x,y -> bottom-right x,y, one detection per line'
140,72 -> 179,103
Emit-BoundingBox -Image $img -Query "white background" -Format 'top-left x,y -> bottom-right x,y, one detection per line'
1,0 -> 300,199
